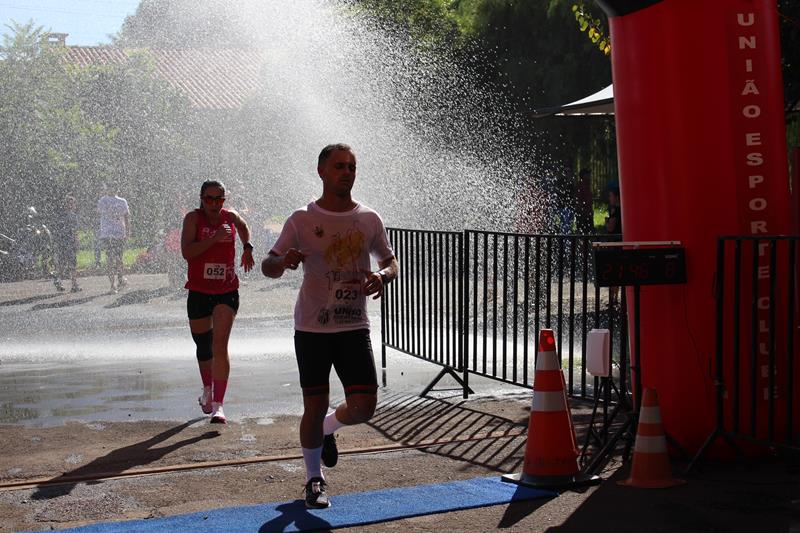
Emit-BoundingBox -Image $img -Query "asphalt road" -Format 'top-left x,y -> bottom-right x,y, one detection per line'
0,272 -> 518,427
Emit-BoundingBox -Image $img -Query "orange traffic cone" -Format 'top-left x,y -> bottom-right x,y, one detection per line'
618,388 -> 685,488
503,329 -> 600,489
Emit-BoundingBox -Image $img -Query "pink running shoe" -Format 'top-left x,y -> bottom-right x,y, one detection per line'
210,402 -> 227,424
198,387 -> 212,415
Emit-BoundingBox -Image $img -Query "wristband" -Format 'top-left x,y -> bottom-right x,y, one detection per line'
243,242 -> 253,252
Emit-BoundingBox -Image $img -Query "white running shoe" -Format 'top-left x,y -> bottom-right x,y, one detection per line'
210,402 -> 226,424
198,387 -> 212,415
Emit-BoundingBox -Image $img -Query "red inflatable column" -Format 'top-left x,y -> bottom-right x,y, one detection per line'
596,0 -> 793,453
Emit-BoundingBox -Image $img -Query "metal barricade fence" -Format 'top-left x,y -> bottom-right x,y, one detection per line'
381,227 -> 626,403
690,236 -> 800,469
381,228 -> 466,394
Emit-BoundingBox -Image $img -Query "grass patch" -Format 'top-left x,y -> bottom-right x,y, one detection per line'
77,248 -> 146,270
592,205 -> 609,233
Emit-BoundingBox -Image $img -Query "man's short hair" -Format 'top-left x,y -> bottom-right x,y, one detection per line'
318,144 -> 353,166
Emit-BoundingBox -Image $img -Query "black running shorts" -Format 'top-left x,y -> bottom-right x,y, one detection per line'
186,289 -> 240,320
294,328 -> 379,397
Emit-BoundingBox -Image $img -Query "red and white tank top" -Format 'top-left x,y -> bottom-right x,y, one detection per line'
185,209 -> 239,294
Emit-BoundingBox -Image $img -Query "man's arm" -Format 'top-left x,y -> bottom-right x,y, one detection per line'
363,256 -> 399,300
261,249 -> 304,278
377,256 -> 398,284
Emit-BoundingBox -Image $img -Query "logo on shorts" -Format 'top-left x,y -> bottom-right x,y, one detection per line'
317,308 -> 330,325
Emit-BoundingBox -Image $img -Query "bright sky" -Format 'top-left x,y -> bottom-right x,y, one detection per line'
0,0 -> 141,46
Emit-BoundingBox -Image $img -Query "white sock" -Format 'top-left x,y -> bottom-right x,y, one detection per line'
302,446 -> 323,481
323,411 -> 345,436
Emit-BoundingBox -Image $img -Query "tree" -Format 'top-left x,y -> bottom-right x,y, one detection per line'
340,0 -> 464,46
570,1 -> 610,56
0,21 -> 198,243
114,0 -> 250,48
0,21 -> 116,232
74,52 -> 198,239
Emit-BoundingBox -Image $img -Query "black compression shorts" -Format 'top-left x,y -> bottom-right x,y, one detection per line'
186,289 -> 240,320
294,328 -> 378,397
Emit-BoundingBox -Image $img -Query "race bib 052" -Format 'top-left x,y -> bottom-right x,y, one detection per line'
203,263 -> 226,280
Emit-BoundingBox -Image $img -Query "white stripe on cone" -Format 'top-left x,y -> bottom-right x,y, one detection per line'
536,351 -> 560,371
633,435 -> 668,454
532,390 -> 567,412
639,405 -> 662,424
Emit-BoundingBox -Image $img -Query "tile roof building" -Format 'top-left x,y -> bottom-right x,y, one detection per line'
65,46 -> 263,110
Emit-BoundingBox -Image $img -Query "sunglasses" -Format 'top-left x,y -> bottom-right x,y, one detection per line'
202,195 -> 226,204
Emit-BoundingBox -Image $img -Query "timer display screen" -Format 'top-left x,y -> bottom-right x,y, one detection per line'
593,247 -> 686,287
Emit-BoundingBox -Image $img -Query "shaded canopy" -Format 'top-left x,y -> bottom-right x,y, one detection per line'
532,84 -> 614,117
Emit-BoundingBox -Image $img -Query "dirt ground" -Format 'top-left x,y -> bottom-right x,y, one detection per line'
3,393 -> 798,533
0,393 -> 598,533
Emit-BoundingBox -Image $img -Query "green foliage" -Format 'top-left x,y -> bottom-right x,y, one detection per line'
74,51 -> 198,240
0,21 -> 116,231
340,0 -> 464,46
0,21 -> 198,245
344,0 -> 615,195
77,247 -> 146,270
114,0 -> 249,48
571,1 -> 610,56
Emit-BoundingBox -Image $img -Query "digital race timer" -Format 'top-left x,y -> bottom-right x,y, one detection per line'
593,243 -> 687,287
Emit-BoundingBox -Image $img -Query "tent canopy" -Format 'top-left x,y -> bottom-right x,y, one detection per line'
532,84 -> 614,117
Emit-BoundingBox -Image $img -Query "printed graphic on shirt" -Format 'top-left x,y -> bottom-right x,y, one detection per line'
319,224 -> 366,326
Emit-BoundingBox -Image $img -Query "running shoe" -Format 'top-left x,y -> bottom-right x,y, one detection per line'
210,402 -> 226,424
198,387 -> 212,415
70,284 -> 82,293
118,277 -> 128,290
54,280 -> 65,292
321,434 -> 338,468
304,477 -> 330,509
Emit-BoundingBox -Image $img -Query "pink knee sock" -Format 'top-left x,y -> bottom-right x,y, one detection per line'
212,379 -> 228,403
200,368 -> 212,388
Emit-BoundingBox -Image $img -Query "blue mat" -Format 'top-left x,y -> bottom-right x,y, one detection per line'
43,476 -> 555,532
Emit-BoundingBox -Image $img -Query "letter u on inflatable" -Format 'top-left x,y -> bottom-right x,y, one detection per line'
596,0 -> 796,454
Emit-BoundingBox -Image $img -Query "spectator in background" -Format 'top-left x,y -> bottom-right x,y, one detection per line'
93,228 -> 102,268
605,182 -> 622,306
575,168 -> 594,234
53,195 -> 81,293
554,168 -> 576,234
97,183 -> 131,293
94,187 -> 105,268
605,183 -> 622,234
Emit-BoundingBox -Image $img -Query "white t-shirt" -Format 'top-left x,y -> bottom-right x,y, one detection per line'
271,201 -> 394,333
97,195 -> 130,239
